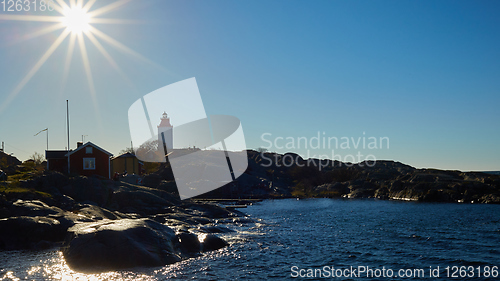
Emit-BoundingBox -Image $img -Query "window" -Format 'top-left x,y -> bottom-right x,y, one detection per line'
86,147 -> 93,154
83,158 -> 95,170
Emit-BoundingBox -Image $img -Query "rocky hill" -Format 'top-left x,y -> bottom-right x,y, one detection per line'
0,151 -> 22,174
143,150 -> 500,204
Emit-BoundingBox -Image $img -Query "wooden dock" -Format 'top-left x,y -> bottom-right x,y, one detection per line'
224,205 -> 248,209
191,198 -> 263,209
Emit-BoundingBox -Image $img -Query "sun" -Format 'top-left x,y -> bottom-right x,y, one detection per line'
62,6 -> 91,34
0,0 -> 162,115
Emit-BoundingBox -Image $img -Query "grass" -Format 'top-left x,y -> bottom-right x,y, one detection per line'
8,172 -> 39,181
0,166 -> 51,198
0,182 -> 52,198
291,187 -> 344,198
318,190 -> 344,197
291,189 -> 307,198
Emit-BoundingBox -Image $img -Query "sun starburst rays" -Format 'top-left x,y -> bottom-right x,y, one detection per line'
76,32 -> 101,122
1,29 -> 70,113
82,0 -> 97,11
0,14 -> 64,22
0,0 -> 150,114
60,32 -> 77,97
86,0 -> 132,18
6,23 -> 66,46
51,0 -> 69,14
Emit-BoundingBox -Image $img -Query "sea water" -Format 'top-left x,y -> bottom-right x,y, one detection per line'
1,198 -> 499,280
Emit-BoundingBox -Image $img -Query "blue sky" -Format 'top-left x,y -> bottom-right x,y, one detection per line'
0,0 -> 499,171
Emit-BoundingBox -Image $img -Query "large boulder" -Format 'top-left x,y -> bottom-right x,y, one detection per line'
62,219 -> 182,272
182,203 -> 233,219
157,180 -> 178,194
9,199 -> 64,217
62,218 -> 230,272
0,200 -> 99,250
59,176 -> 113,206
177,232 -> 200,253
198,224 -> 236,234
201,234 -> 229,251
0,216 -> 66,250
52,211 -> 94,230
76,204 -> 120,220
109,190 -> 174,215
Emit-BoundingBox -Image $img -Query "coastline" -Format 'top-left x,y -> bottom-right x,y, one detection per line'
0,173 -> 254,272
0,150 -> 499,272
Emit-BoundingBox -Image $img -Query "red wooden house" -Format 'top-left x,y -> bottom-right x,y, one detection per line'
46,141 -> 113,178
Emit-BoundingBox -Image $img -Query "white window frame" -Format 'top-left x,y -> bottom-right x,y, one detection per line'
86,147 -> 93,154
83,158 -> 96,170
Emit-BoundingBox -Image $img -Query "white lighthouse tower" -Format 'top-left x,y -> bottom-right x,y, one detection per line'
157,111 -> 173,153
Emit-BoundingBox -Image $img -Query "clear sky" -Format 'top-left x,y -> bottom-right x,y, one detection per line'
0,0 -> 499,171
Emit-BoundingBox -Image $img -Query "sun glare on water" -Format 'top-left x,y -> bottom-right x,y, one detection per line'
62,6 -> 91,33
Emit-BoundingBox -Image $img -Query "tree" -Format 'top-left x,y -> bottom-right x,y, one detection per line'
135,140 -> 164,162
29,152 -> 44,165
119,147 -> 135,155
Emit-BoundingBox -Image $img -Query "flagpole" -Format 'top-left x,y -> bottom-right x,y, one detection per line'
34,128 -> 49,151
67,100 -> 70,174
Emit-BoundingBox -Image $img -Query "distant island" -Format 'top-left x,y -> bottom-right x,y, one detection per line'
168,150 -> 500,204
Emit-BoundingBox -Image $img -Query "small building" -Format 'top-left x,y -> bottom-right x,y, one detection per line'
46,141 -> 113,178
45,150 -> 68,173
67,142 -> 113,178
111,152 -> 143,175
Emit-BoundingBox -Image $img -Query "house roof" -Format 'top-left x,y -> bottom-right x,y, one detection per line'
46,150 -> 69,159
111,152 -> 137,161
66,141 -> 113,157
0,151 -> 22,165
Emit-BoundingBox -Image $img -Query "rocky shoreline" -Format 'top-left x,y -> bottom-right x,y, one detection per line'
1,150 -> 499,272
189,151 -> 500,204
0,173 -> 253,272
